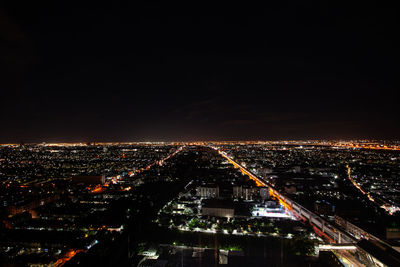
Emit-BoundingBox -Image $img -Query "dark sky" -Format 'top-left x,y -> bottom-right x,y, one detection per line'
1,2 -> 399,142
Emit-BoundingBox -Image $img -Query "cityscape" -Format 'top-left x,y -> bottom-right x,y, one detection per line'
1,141 -> 400,266
1,1 -> 400,267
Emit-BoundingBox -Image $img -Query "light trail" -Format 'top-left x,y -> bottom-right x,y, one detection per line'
209,146 -> 359,244
346,165 -> 400,215
90,184 -> 105,193
213,148 -> 267,187
108,146 -> 185,185
54,249 -> 84,266
210,146 -> 293,210
127,146 -> 184,176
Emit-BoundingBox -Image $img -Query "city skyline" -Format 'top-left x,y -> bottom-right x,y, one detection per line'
1,142 -> 399,265
2,2 -> 400,266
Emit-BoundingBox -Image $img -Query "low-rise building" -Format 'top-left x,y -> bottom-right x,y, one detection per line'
201,199 -> 234,218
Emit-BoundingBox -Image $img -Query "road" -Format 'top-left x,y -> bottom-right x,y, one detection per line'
208,145 -> 355,244
346,165 -> 400,215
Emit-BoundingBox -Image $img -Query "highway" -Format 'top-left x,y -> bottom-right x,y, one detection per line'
209,146 -> 356,244
347,165 -> 400,215
108,146 -> 185,185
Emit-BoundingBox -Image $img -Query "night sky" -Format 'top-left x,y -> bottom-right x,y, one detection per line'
1,2 -> 399,142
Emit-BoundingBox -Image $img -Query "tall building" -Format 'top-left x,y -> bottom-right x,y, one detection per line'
196,185 -> 219,198
233,185 -> 269,200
